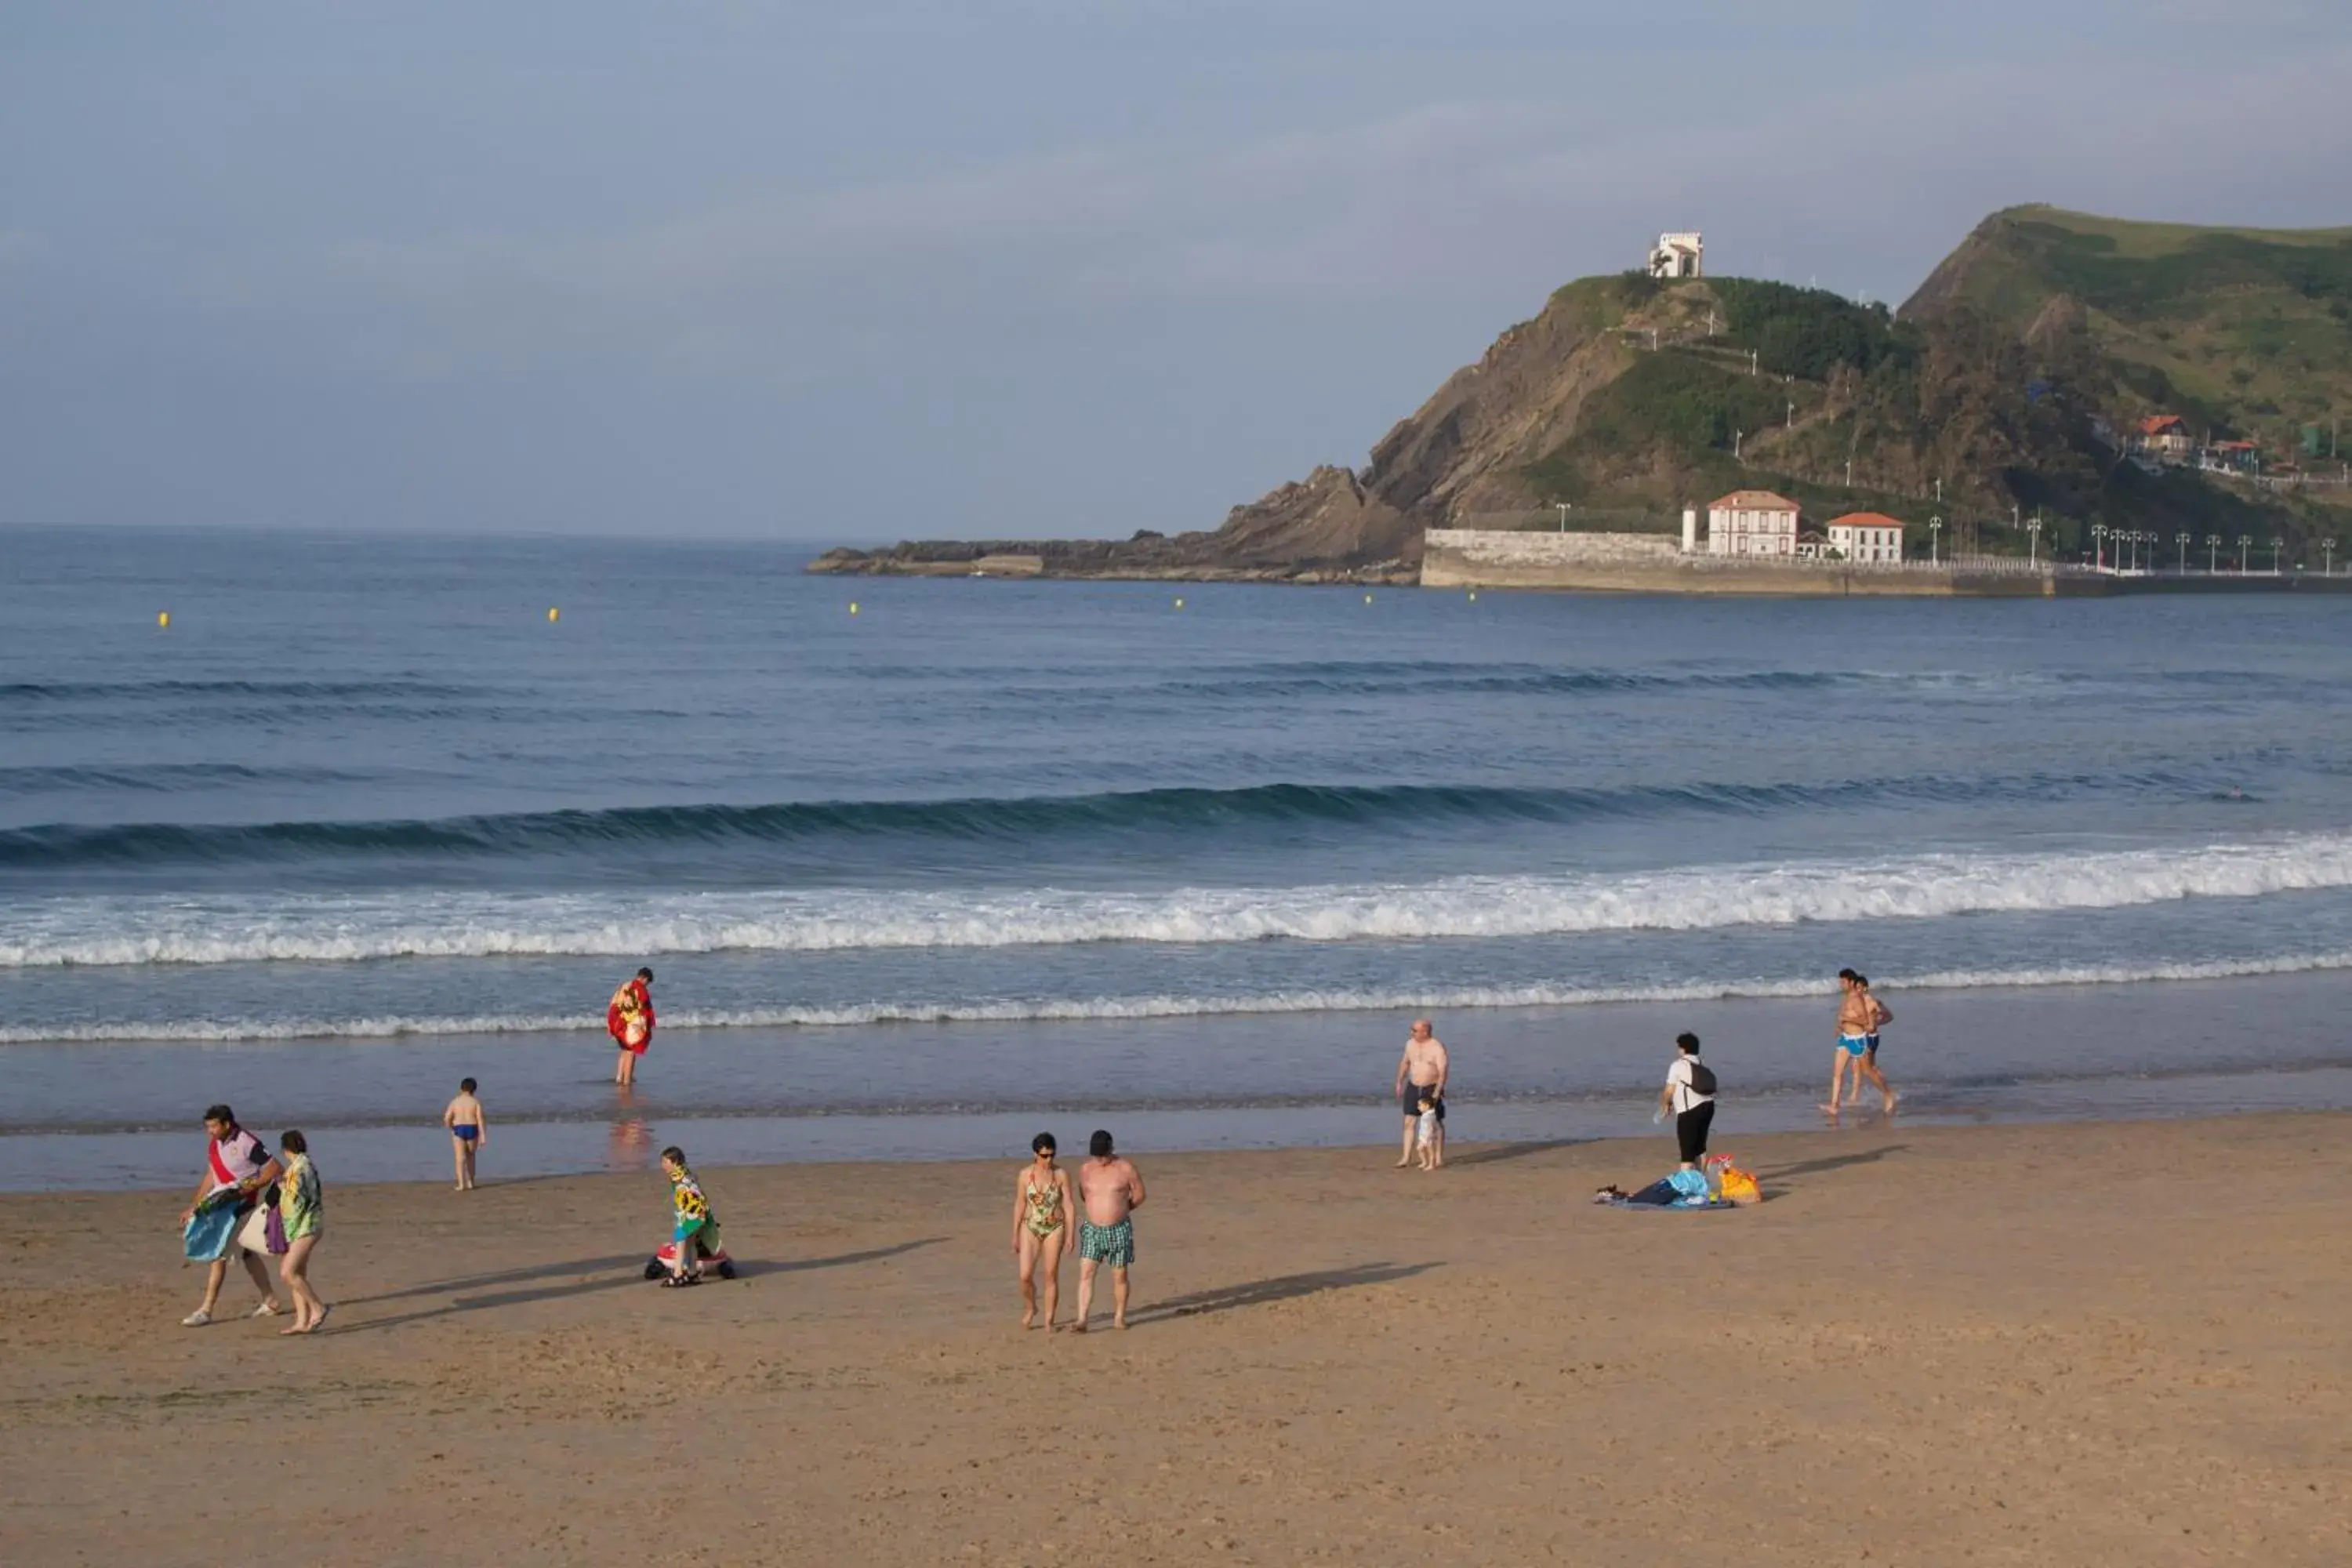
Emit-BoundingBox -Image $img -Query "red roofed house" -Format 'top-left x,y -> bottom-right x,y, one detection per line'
2136,415 -> 2192,459
1706,490 -> 1800,557
1826,512 -> 1905,564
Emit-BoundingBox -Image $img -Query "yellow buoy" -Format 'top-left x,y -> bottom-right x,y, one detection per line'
546,607 -> 560,623
1174,596 -> 1185,609
1468,591 -> 1478,602
848,602 -> 860,615
1363,593 -> 1374,604
157,612 -> 170,629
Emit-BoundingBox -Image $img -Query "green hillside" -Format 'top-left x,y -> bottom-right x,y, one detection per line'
1517,209 -> 2350,561
1904,205 -> 2352,452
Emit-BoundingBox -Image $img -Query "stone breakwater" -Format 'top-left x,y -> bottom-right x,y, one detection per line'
1417,530 -> 2350,597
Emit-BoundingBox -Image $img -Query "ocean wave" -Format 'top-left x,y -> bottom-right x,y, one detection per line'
7,949 -> 2350,1044
0,677 -> 485,706
4,831 -> 2351,967
0,769 -> 2216,869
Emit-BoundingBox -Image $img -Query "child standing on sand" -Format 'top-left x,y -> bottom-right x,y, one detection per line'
441,1077 -> 488,1191
1414,1093 -> 1441,1171
660,1145 -> 721,1288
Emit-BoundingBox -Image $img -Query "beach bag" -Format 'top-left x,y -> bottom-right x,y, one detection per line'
1716,1163 -> 1762,1206
1686,1060 -> 1718,1096
237,1204 -> 274,1256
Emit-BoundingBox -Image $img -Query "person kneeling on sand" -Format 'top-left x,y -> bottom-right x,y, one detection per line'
1071,1130 -> 1145,1333
660,1145 -> 721,1288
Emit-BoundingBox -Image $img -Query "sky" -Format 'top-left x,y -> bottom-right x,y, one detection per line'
2,2 -> 2347,543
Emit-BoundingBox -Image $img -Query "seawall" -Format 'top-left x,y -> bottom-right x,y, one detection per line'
1417,530 -> 2352,597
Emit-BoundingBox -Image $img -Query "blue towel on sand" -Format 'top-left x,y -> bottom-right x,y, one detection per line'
1605,1172 -> 1738,1211
183,1196 -> 241,1261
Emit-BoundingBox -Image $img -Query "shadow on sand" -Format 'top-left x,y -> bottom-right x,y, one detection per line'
1755,1145 -> 1909,1185
728,1238 -> 943,1279
1123,1261 -> 1439,1327
1450,1138 -> 1589,1168
331,1239 -> 945,1334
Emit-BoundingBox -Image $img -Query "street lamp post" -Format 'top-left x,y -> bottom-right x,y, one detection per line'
2325,539 -> 2339,575
2092,523 -> 2106,570
1555,502 -> 1572,534
2208,535 -> 2221,573
2238,534 -> 2252,572
1733,429 -> 1743,462
2270,536 -> 2284,574
2027,517 -> 2042,565
1929,517 -> 1942,565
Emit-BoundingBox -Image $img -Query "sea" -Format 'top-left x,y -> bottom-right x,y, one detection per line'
5,524 -> 2351,1191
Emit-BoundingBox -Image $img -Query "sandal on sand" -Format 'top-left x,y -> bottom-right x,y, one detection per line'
180,1310 -> 212,1327
660,1273 -> 701,1289
249,1301 -> 283,1319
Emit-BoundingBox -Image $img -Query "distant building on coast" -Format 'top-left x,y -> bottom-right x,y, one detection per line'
1706,490 -> 1800,557
1648,231 -> 1704,279
1827,512 -> 1905,563
2136,414 -> 2193,459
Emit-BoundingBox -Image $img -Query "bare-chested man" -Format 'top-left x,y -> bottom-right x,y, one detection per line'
1071,1129 -> 1145,1333
1825,967 -> 1896,1115
1393,1018 -> 1450,1169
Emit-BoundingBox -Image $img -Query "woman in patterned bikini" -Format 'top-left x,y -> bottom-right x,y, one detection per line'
1010,1133 -> 1075,1330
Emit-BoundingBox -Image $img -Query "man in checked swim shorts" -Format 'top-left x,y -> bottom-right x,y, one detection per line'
1071,1129 -> 1145,1333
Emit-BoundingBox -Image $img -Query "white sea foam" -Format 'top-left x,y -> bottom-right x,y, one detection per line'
6,949 -> 2351,1044
4,831 -> 2352,969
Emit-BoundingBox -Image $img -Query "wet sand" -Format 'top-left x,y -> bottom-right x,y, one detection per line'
2,1114 -> 2347,1566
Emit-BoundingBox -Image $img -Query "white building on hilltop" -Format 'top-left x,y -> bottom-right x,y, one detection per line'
1706,490 -> 1799,557
1648,231 -> 1704,279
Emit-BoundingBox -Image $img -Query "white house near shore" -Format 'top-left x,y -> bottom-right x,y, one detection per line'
1706,489 -> 1800,557
1827,511 -> 1905,563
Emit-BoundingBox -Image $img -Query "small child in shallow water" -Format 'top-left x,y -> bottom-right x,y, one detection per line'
441,1077 -> 487,1192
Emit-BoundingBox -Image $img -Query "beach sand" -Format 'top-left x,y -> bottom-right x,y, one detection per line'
2,1114 -> 2346,1566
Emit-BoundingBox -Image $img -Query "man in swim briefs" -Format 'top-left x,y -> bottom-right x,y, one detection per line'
1393,1018 -> 1450,1169
1072,1129 -> 1145,1332
1850,972 -> 1897,1113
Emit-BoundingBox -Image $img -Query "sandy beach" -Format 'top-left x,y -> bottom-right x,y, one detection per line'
2,1113 -> 2346,1566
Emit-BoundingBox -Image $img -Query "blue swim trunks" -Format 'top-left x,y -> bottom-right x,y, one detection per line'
1838,1034 -> 1871,1056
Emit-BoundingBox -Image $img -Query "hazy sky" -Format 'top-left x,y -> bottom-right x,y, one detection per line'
3,2 -> 2347,542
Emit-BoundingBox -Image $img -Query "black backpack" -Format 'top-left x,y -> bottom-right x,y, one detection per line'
1685,1058 -> 1718,1097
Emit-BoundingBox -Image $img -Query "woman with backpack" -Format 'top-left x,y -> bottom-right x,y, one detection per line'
1657,1033 -> 1716,1171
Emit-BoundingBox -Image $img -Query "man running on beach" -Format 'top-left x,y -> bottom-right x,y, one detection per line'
608,967 -> 655,1087
1393,1018 -> 1450,1168
1851,971 -> 1897,1113
1826,968 -> 1896,1115
1071,1130 -> 1145,1332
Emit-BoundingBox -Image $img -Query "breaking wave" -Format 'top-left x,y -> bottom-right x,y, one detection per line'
7,949 -> 2350,1044
3,830 -> 2350,968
